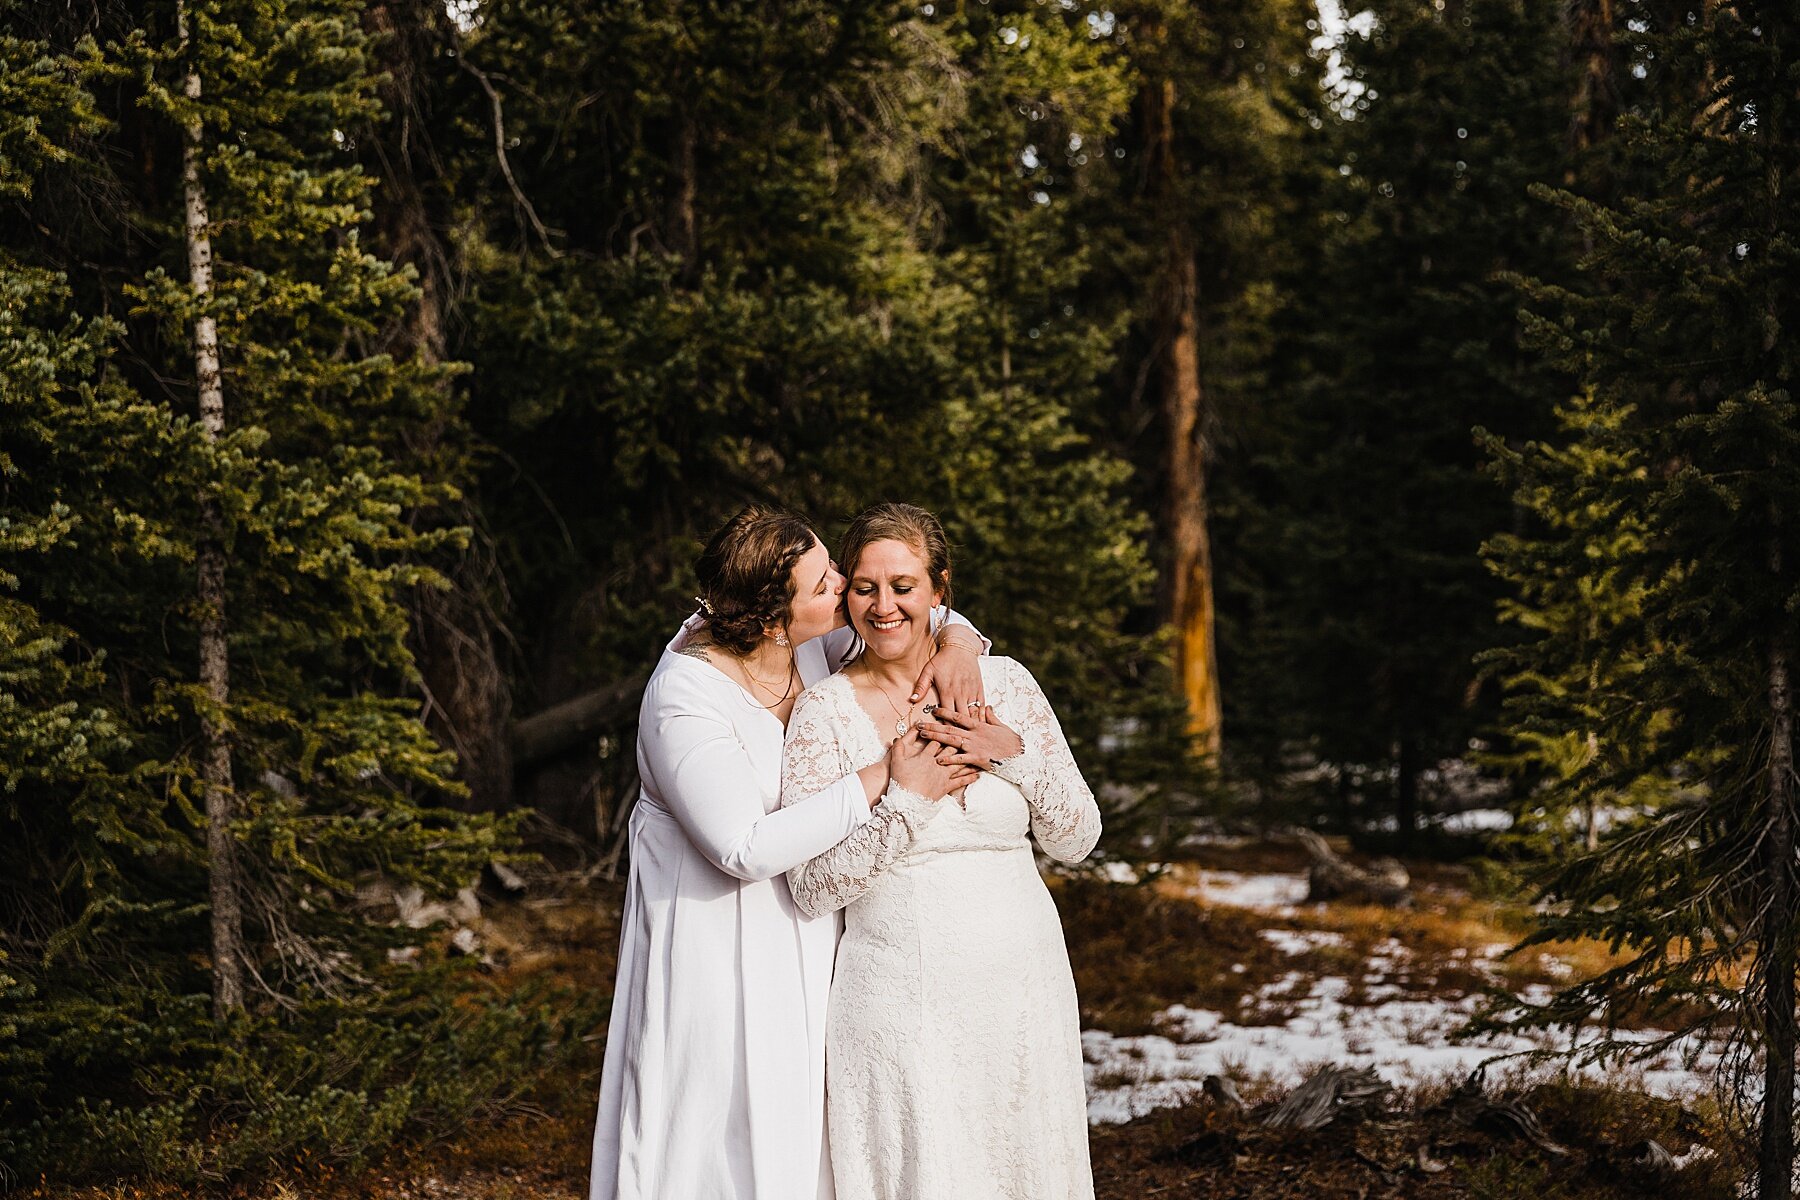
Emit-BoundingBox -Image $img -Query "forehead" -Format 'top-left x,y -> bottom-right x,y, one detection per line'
851,537 -> 928,577
795,538 -> 829,572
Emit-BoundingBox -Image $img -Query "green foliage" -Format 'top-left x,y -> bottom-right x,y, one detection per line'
449,0 -> 1202,847
1480,394 -> 1676,861
1,973 -> 600,1183
0,0 -> 561,1184
1477,0 -> 1800,1151
1215,0 -> 1578,831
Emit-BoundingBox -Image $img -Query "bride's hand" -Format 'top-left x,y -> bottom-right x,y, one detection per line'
916,705 -> 1023,772
909,630 -> 984,716
888,726 -> 977,801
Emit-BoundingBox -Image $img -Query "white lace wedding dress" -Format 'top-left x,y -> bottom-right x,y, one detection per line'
781,656 -> 1101,1200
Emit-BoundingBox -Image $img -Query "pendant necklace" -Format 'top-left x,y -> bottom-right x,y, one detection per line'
875,683 -> 919,740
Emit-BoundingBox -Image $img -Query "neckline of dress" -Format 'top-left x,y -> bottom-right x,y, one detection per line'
831,671 -> 900,752
667,647 -> 790,727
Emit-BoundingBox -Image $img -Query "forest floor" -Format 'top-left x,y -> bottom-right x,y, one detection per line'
31,837 -> 1745,1200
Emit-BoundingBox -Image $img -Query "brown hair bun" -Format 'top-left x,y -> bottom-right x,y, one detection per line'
694,505 -> 817,655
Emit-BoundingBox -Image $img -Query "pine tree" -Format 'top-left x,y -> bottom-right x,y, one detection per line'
1236,0 -> 1576,837
1480,395 -> 1670,856
444,0 -> 1202,841
1484,0 -> 1799,1190
1078,0 -> 1318,776
2,0 -> 562,1180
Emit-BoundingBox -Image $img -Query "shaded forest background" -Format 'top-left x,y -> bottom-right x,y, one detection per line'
3,0 -> 1796,1192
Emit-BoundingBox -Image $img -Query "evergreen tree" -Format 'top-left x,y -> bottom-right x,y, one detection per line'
2,0 -> 567,1181
447,0 -> 1201,843
1232,0 -> 1576,836
1078,0 -> 1319,780
1482,0 -> 1799,1191
1481,394 -> 1670,856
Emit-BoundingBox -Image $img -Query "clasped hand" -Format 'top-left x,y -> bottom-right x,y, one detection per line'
885,706 -> 1023,805
917,706 -> 1024,772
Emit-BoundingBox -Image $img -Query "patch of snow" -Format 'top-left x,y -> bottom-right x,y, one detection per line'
1436,808 -> 1513,834
1194,871 -> 1310,912
1261,929 -> 1347,956
1084,977 -> 1724,1125
1095,860 -> 1141,885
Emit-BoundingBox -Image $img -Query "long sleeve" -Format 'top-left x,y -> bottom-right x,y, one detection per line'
988,659 -> 1102,864
640,678 -> 868,882
782,684 -> 947,918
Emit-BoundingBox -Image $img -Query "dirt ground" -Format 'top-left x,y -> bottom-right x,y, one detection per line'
24,839 -> 1743,1200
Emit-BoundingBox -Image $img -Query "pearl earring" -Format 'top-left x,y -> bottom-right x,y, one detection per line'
775,632 -> 789,648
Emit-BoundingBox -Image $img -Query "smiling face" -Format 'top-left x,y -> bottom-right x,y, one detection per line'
845,537 -> 943,662
779,538 -> 847,646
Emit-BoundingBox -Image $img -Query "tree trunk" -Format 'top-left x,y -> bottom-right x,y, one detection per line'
1565,0 -> 1617,167
510,679 -> 645,769
366,0 -> 515,811
179,0 -> 244,1019
667,106 -> 698,274
1396,734 -> 1419,849
1142,75 -> 1222,756
1753,27 -> 1793,1189
1760,535 -> 1796,1200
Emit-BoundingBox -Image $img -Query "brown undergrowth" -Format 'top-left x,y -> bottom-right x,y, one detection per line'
1090,1079 -> 1738,1199
22,841 -> 1743,1199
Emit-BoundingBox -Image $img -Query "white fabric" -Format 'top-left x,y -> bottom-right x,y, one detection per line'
782,657 -> 1101,1200
590,606 -> 986,1200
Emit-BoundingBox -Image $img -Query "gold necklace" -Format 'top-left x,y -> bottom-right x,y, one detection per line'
872,680 -> 921,739
739,649 -> 797,708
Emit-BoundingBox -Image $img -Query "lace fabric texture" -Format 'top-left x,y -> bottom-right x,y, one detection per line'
782,656 -> 1101,918
780,656 -> 1099,1200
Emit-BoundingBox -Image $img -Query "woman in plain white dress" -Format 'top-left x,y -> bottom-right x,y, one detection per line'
589,504 -> 989,1200
782,503 -> 1101,1200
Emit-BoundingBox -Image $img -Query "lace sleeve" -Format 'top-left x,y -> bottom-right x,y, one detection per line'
782,685 -> 946,918
988,659 -> 1102,863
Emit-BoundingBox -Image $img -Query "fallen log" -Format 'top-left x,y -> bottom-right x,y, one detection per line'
1262,1065 -> 1393,1131
510,678 -> 645,768
1629,1138 -> 1716,1178
1294,829 -> 1411,906
1436,1069 -> 1569,1157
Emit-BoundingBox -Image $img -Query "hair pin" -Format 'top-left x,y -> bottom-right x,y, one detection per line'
695,595 -> 715,616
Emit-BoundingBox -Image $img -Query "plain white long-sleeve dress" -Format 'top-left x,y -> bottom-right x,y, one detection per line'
781,656 -> 1101,1200
589,610 -> 980,1200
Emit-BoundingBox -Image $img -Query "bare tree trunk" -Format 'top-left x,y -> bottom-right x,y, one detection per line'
1143,75 -> 1222,755
1396,735 -> 1419,850
1565,0 -> 1617,168
1761,527 -> 1796,1200
179,0 -> 244,1019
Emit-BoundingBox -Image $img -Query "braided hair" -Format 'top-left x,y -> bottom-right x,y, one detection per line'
694,505 -> 817,655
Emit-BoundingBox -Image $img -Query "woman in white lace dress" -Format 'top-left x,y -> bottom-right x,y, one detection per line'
590,505 -> 990,1200
781,503 -> 1101,1200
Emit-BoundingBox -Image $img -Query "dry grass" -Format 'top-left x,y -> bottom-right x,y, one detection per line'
1090,1080 -> 1741,1200
21,842 -> 1746,1200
